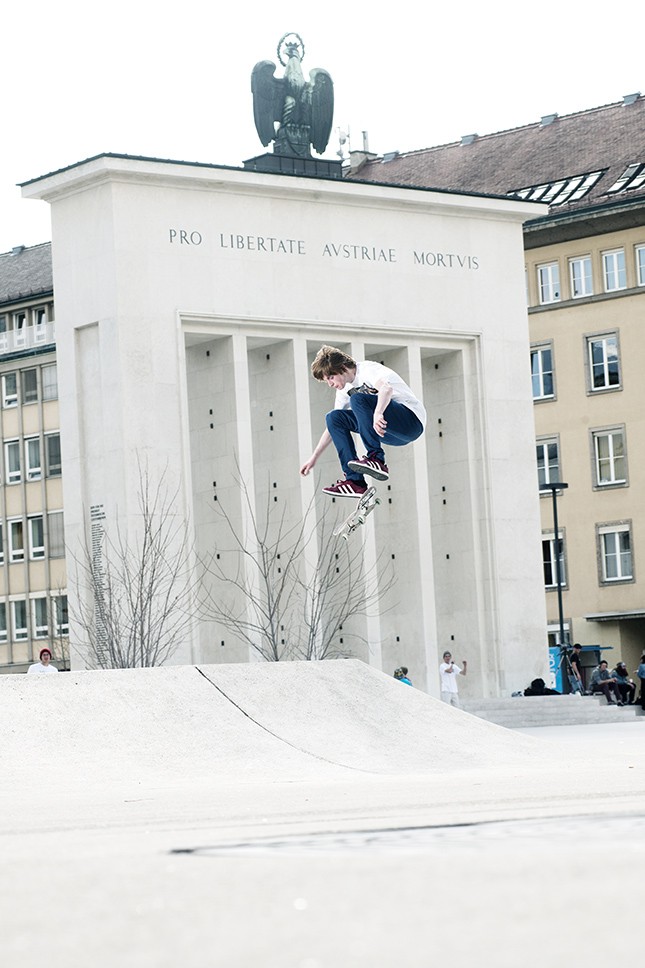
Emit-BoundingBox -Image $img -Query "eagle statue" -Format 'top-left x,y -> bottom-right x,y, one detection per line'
251,33 -> 334,158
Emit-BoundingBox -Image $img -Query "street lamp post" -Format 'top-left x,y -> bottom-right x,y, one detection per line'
544,482 -> 569,690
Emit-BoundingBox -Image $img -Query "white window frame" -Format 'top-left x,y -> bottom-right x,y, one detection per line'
32,597 -> 49,639
2,373 -> 17,408
602,248 -> 627,292
592,428 -> 627,487
537,262 -> 561,304
45,433 -> 61,478
34,308 -> 47,343
21,368 -> 38,405
47,511 -> 65,558
543,532 -> 566,589
25,436 -> 41,482
531,344 -> 555,400
4,439 -> 20,484
0,521 -> 3,565
53,595 -> 69,637
636,245 -> 645,287
11,600 -> 28,641
569,256 -> 593,298
28,515 -> 45,560
13,313 -> 26,348
42,364 -> 58,402
9,519 -> 24,563
598,524 -> 633,583
586,334 -> 621,392
537,437 -> 560,492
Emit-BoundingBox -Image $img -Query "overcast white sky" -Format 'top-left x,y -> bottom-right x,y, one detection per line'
2,0 -> 642,254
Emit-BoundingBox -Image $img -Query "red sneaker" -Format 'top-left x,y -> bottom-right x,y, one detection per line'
322,478 -> 368,498
347,454 -> 389,481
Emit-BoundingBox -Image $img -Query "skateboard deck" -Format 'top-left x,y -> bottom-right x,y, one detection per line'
333,486 -> 379,540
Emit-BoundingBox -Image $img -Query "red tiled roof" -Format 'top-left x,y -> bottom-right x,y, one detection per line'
348,97 -> 645,216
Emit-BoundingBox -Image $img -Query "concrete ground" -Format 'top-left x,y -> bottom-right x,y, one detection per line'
2,661 -> 644,968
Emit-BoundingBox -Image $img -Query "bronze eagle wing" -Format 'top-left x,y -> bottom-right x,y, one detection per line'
251,60 -> 284,147
309,68 -> 334,155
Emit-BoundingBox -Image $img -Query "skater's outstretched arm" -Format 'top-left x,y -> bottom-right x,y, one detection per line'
300,428 -> 332,476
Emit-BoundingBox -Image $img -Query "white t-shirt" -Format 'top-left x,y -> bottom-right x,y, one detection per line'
27,662 -> 59,674
334,361 -> 427,429
439,662 -> 462,693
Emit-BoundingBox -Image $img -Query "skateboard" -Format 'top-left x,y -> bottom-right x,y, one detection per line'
333,486 -> 380,540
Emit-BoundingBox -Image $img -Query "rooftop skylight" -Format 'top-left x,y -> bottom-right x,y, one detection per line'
508,171 -> 605,206
605,163 -> 645,194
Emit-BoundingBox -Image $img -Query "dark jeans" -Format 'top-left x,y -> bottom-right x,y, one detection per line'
592,681 -> 622,703
326,395 -> 424,481
616,681 -> 636,703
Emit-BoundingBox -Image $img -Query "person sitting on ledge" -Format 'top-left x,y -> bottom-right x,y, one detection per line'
393,666 -> 413,686
524,677 -> 560,696
612,662 -> 636,704
300,345 -> 426,498
589,661 -> 623,705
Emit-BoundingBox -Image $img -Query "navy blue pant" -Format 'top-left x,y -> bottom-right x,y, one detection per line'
326,394 -> 424,481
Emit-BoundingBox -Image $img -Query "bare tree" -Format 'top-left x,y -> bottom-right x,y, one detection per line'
73,465 -> 195,669
201,477 -> 393,661
200,478 -> 310,661
297,517 -> 393,661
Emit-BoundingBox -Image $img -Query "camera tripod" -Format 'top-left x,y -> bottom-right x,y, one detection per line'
555,645 -> 584,695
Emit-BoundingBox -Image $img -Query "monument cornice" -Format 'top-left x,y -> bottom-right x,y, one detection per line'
21,152 -> 547,224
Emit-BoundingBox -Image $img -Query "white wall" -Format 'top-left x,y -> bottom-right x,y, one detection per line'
24,156 -> 548,693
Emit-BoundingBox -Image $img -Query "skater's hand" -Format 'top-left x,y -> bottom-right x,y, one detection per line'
374,412 -> 387,437
300,458 -> 316,477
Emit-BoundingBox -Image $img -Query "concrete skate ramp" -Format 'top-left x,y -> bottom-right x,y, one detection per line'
0,660 -> 541,789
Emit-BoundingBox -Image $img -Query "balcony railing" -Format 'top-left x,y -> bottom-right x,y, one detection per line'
0,321 -> 56,356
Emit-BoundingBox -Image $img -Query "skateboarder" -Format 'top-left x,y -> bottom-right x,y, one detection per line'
300,345 -> 426,496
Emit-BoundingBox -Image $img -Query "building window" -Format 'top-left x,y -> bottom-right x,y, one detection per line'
0,603 -> 6,643
537,262 -> 561,304
587,335 -> 620,391
28,516 -> 45,560
569,257 -> 593,298
602,249 -> 627,291
537,438 -> 560,491
21,369 -> 38,404
48,511 -> 65,558
543,533 -> 566,589
531,345 -> 555,400
32,598 -> 49,638
636,245 -> 645,287
9,520 -> 24,562
0,522 -> 3,564
12,600 -> 28,641
2,373 -> 17,408
45,433 -> 61,477
592,429 -> 626,486
598,525 -> 633,582
42,364 -> 58,401
25,437 -> 41,481
5,440 -> 21,484
14,313 -> 26,348
53,595 -> 69,637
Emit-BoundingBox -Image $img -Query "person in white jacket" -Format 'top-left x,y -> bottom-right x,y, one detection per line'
27,647 -> 59,674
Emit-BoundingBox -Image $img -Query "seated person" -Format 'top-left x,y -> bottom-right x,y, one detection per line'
589,661 -> 623,705
612,662 -> 636,704
524,677 -> 560,696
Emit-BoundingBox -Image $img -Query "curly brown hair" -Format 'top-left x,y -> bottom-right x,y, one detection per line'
311,345 -> 357,382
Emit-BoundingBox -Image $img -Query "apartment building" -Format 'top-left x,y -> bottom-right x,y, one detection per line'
349,93 -> 645,686
0,242 -> 67,672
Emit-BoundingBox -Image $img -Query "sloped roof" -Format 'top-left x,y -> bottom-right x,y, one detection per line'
0,242 -> 53,306
348,97 -> 645,218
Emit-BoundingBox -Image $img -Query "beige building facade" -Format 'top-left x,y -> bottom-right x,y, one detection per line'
0,243 -> 68,672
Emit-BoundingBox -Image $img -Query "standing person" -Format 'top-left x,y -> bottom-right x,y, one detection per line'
394,667 -> 412,686
569,643 -> 585,695
638,654 -> 645,711
439,651 -> 467,707
300,345 -> 426,497
27,648 -> 59,674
